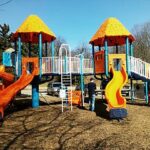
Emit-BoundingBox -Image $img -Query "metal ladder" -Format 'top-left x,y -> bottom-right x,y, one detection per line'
59,44 -> 73,112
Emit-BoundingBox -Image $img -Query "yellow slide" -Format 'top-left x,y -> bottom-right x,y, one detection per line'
105,66 -> 128,112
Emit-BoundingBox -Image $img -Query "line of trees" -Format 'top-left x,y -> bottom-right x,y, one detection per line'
132,22 -> 150,63
0,24 -> 12,62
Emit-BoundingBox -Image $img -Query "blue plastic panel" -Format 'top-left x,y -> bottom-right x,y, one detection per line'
2,52 -> 12,67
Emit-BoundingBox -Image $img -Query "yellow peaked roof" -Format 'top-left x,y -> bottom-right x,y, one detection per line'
90,17 -> 135,46
13,15 -> 56,43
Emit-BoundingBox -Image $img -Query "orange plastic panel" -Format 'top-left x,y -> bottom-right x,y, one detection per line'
68,91 -> 81,105
94,50 -> 105,74
22,57 -> 39,75
0,84 -> 4,91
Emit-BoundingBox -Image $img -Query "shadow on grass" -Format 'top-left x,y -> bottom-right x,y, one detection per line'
95,99 -> 110,120
80,97 -> 110,120
4,95 -> 48,119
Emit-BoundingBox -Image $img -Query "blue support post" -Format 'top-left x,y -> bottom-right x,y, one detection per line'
126,37 -> 129,75
92,44 -> 95,72
51,41 -> 55,73
144,81 -> 149,104
116,45 -> 120,70
18,36 -> 22,77
39,33 -> 42,79
14,41 -> 17,76
32,76 -> 39,108
130,78 -> 134,102
104,40 -> 108,77
130,42 -> 133,56
80,54 -> 84,106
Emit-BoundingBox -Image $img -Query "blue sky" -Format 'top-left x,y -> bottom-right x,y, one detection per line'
1,0 -> 150,49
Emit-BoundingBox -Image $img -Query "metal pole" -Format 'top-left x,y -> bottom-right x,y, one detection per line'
130,78 -> 134,102
32,76 -> 39,108
130,42 -> 133,56
14,41 -> 17,76
51,41 -> 55,73
65,56 -> 68,73
18,36 -> 22,77
104,40 -> 108,77
28,42 -> 32,73
80,54 -> 84,106
145,82 -> 149,104
126,37 -> 129,75
32,34 -> 41,108
92,44 -> 101,80
116,44 -> 119,70
39,33 -> 42,79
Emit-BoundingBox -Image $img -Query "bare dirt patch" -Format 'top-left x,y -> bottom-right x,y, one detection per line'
0,95 -> 150,150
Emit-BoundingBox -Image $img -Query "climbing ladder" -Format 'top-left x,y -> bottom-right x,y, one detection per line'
59,44 -> 72,112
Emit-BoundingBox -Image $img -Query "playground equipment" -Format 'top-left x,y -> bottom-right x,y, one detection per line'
90,17 -> 150,118
59,44 -> 73,112
90,18 -> 131,118
0,58 -> 39,119
0,15 -> 93,121
0,15 -> 56,121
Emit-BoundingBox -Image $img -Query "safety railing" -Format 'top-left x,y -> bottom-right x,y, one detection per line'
83,59 -> 93,74
42,57 -> 93,74
130,56 -> 150,79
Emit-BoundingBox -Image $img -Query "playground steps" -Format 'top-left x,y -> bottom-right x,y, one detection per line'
61,74 -> 73,112
59,44 -> 73,112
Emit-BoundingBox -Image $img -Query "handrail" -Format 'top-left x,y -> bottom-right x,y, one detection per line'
130,56 -> 150,79
42,56 -> 93,74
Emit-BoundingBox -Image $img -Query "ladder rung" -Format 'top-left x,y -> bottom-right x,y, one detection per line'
62,76 -> 71,78
62,79 -> 71,80
62,74 -> 70,75
63,98 -> 72,100
62,98 -> 72,100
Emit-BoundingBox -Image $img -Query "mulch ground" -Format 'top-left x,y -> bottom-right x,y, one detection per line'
0,95 -> 150,150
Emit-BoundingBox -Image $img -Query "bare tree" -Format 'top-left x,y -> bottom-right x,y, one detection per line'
132,22 -> 150,63
54,36 -> 66,56
72,42 -> 91,58
0,0 -> 13,7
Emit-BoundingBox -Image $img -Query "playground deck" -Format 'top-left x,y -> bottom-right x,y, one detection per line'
42,56 -> 93,75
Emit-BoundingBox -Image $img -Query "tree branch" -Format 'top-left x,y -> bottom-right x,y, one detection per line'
0,0 -> 13,7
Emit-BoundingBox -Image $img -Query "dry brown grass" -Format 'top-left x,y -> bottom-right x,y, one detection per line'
0,95 -> 150,150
